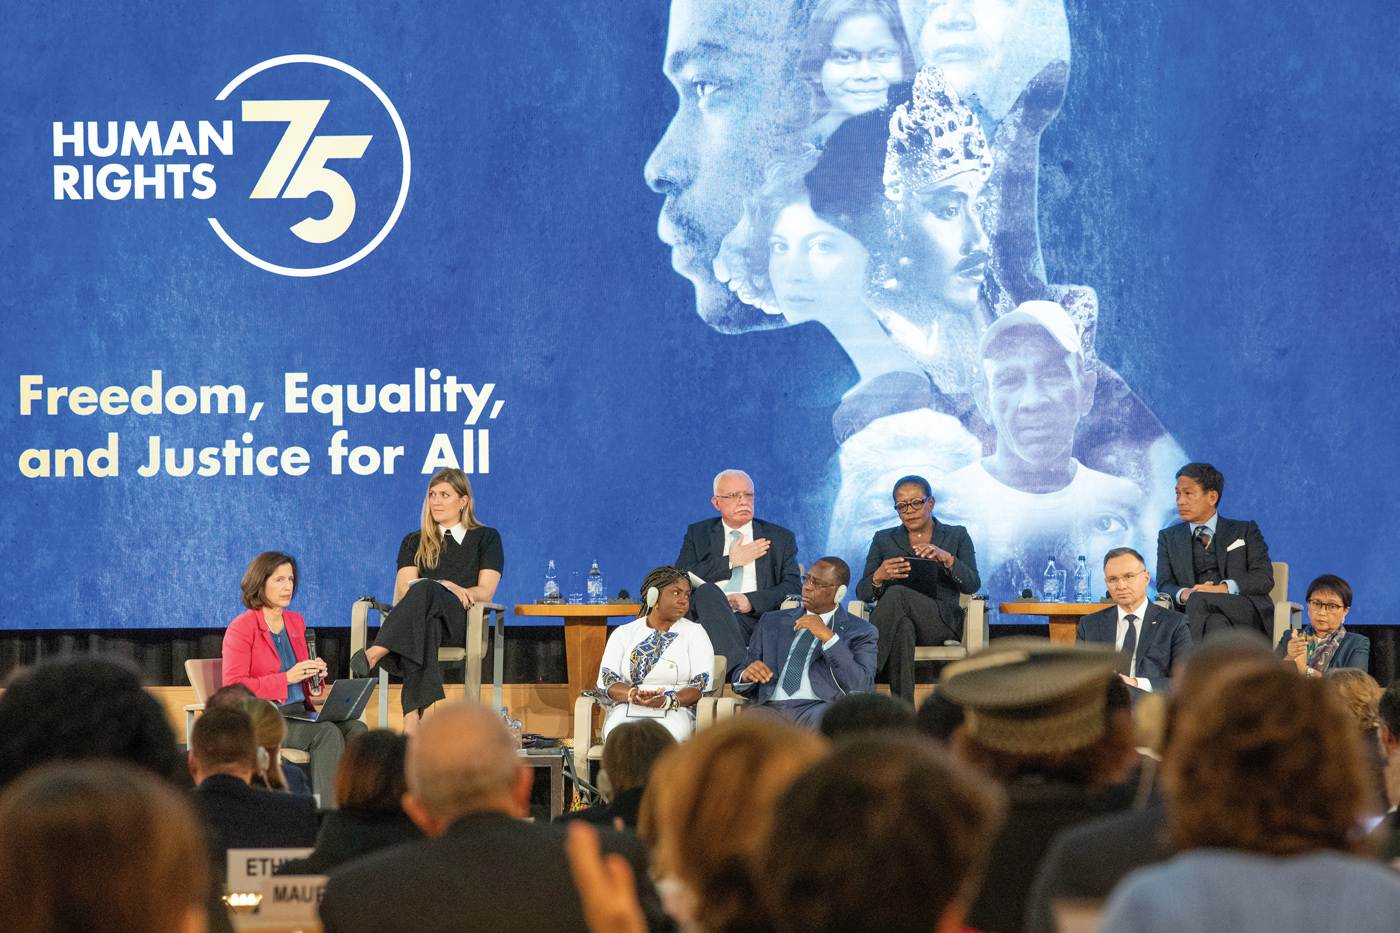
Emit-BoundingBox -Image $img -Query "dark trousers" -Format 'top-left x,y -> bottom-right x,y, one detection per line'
869,585 -> 959,705
372,580 -> 467,717
689,583 -> 755,677
1184,591 -> 1265,641
283,718 -> 368,807
746,698 -> 829,731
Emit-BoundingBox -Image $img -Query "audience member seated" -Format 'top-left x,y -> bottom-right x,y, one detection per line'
237,697 -> 311,795
1025,630 -> 1279,933
598,567 -> 716,742
188,706 -> 318,865
734,557 -> 878,729
350,468 -> 504,733
635,716 -> 827,932
1099,666 -> 1400,933
940,639 -> 1139,933
1075,547 -> 1192,692
818,691 -> 915,740
319,703 -> 668,933
1323,668 -> 1389,818
914,690 -> 965,743
1377,683 -> 1400,861
206,682 -> 257,709
762,735 -> 1005,933
558,720 -> 676,832
223,551 -> 366,804
856,474 -> 980,705
0,656 -> 232,933
276,730 -> 422,876
0,760 -> 210,933
0,656 -> 187,789
1278,574 -> 1370,676
674,469 -> 802,674
1157,462 -> 1275,641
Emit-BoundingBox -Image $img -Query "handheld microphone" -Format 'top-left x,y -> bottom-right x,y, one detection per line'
304,629 -> 325,696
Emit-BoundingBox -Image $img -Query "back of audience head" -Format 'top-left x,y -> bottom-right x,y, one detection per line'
402,703 -> 527,834
0,655 -> 185,790
763,735 -> 1004,933
205,683 -> 256,711
0,760 -> 209,933
602,720 -> 677,796
1166,665 -> 1370,856
1161,629 -> 1277,753
237,697 -> 290,791
915,691 -> 965,743
819,691 -> 915,740
1324,668 -> 1383,732
335,729 -> 410,816
188,706 -> 259,784
640,716 -> 826,933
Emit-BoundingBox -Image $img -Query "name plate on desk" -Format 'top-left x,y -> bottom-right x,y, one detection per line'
258,876 -> 328,922
227,848 -> 314,893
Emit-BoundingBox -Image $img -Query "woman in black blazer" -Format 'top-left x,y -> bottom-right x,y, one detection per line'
1277,574 -> 1369,676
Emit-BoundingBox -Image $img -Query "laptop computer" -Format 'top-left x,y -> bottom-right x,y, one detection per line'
282,678 -> 376,723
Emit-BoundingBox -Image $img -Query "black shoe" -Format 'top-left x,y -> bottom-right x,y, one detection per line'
350,648 -> 371,678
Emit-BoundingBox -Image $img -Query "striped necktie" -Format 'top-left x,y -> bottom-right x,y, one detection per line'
778,628 -> 817,694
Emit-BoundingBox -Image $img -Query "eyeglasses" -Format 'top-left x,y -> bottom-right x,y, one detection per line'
894,497 -> 929,513
1307,599 -> 1345,613
802,575 -> 839,589
715,492 -> 755,502
1105,571 -> 1146,586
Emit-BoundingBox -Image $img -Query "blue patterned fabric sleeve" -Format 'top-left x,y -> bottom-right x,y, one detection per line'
687,671 -> 710,692
600,667 -> 623,688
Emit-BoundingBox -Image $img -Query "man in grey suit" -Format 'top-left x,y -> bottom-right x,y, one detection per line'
1076,548 -> 1192,692
1156,462 -> 1274,641
675,469 -> 802,671
319,704 -> 667,933
856,475 -> 980,705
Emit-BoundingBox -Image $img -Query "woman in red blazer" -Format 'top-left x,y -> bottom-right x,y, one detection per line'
222,551 -> 366,807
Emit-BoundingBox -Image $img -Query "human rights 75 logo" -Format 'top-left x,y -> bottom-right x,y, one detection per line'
210,55 -> 410,277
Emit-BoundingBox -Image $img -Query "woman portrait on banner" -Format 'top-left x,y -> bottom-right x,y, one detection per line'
223,551 -> 367,806
597,567 -> 715,742
799,0 -> 917,144
350,467 -> 503,733
1277,574 -> 1370,677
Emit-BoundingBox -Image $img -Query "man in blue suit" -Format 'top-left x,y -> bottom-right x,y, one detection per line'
733,557 -> 878,729
1076,548 -> 1192,692
1156,462 -> 1274,641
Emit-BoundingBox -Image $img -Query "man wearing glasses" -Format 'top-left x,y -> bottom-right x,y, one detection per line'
855,474 -> 980,704
1076,547 -> 1191,692
676,469 -> 801,673
733,557 -> 877,729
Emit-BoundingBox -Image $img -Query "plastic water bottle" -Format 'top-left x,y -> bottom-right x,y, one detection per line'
1043,557 -> 1060,601
501,706 -> 522,748
586,561 -> 605,604
543,560 -> 561,600
1073,556 -> 1092,603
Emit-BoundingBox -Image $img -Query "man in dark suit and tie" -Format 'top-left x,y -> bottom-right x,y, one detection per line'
1156,462 -> 1274,641
1076,548 -> 1192,692
855,475 -> 980,705
319,704 -> 668,933
733,557 -> 878,729
676,469 -> 802,671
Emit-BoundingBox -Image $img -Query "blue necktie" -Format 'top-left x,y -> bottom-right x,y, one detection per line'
723,530 -> 744,593
778,629 -> 816,695
1195,525 -> 1211,550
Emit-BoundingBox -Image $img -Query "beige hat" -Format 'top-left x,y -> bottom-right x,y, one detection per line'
979,300 -> 1080,359
939,638 -> 1121,755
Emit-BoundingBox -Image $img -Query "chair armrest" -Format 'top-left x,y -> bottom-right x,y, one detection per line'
1273,600 -> 1305,648
846,600 -> 870,619
575,694 -> 600,752
964,595 -> 987,652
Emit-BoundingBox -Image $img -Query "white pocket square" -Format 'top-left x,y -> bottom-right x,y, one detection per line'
1227,539 -> 1245,552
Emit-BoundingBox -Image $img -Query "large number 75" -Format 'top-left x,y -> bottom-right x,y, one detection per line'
243,100 -> 371,244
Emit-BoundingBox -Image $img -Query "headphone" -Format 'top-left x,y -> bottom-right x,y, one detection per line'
255,746 -> 271,774
834,584 -> 848,606
645,586 -> 660,610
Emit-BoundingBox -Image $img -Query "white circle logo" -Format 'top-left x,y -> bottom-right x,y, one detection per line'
208,55 -> 411,277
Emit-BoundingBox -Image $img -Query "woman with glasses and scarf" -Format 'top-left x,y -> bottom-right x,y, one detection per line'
1277,574 -> 1370,676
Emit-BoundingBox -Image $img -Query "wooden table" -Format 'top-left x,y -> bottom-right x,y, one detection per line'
513,603 -> 641,725
997,602 -> 1114,643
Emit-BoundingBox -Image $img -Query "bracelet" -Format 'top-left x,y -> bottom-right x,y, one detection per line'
627,686 -> 639,702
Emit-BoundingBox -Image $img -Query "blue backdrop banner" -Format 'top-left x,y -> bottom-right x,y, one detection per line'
2,0 -> 1396,630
